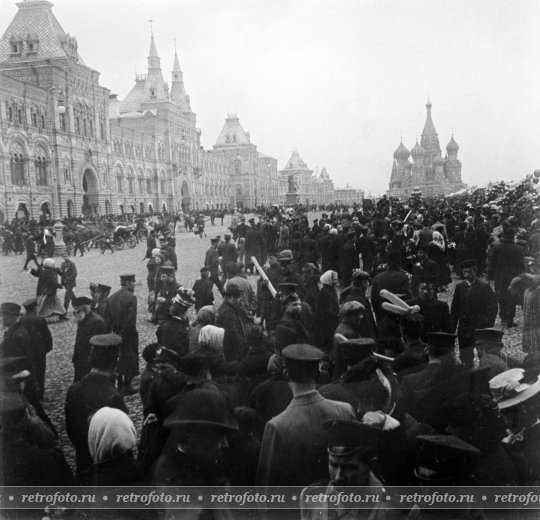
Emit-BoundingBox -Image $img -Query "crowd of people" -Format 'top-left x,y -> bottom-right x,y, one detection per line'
1,175 -> 540,519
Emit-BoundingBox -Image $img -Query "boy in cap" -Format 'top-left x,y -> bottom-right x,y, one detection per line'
65,334 -> 127,478
156,288 -> 194,358
104,274 -> 139,395
256,344 -> 355,487
71,295 -> 108,382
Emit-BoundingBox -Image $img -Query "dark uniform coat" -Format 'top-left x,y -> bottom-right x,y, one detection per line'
450,279 -> 497,348
216,300 -> 251,362
156,316 -> 190,359
65,372 -> 128,476
72,311 -> 108,382
204,247 -> 220,278
104,287 -> 139,378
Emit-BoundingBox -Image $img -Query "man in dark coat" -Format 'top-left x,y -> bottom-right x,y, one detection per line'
191,267 -> 214,311
23,233 -> 39,270
204,238 -> 223,294
218,234 -> 238,266
487,228 -> 527,327
65,334 -> 128,478
245,220 -> 264,274
0,302 -> 32,365
18,297 -> 53,398
72,296 -> 108,382
156,292 -> 194,359
145,230 -> 157,259
338,229 -> 358,288
104,274 -> 139,395
60,251 -> 77,311
356,227 -> 377,273
451,259 -> 498,366
340,269 -> 377,339
411,245 -> 439,296
255,344 -> 355,486
216,282 -> 252,363
371,250 -> 412,338
393,313 -> 428,378
408,278 -> 452,340
318,226 -> 339,272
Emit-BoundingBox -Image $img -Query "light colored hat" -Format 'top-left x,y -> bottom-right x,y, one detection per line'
43,258 -> 55,268
489,368 -> 540,409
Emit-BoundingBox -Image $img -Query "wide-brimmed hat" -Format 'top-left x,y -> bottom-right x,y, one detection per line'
489,368 -> 540,409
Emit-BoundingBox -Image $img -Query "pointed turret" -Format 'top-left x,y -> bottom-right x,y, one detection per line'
170,46 -> 191,112
420,99 -> 441,156
148,31 -> 160,70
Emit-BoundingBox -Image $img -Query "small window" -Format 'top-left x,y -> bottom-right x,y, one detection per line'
59,112 -> 66,131
75,117 -> 80,134
17,109 -> 22,124
89,120 -> 93,137
28,43 -> 33,52
8,106 -> 13,121
32,112 -> 37,127
41,115 -> 45,129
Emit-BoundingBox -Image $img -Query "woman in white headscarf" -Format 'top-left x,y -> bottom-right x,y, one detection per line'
314,270 -> 340,356
189,305 -> 216,351
85,407 -> 144,486
31,258 -> 67,319
198,324 -> 225,356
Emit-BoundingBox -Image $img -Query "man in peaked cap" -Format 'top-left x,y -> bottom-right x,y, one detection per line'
277,249 -> 305,297
71,295 -> 108,382
0,302 -> 32,369
18,297 -> 52,399
255,344 -> 355,487
451,259 -> 498,367
156,289 -> 193,359
192,267 -> 214,311
204,237 -> 223,295
104,274 -> 139,395
413,434 -> 480,485
93,283 -> 111,319
152,389 -> 237,489
300,421 -> 385,520
65,333 -> 127,478
411,244 -> 439,297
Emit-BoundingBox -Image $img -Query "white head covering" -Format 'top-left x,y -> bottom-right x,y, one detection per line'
198,325 -> 225,354
43,258 -> 55,268
320,270 -> 337,286
431,231 -> 445,251
88,407 -> 137,464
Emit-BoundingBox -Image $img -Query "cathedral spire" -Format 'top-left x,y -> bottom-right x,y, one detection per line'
420,99 -> 440,155
170,42 -> 191,112
147,29 -> 160,71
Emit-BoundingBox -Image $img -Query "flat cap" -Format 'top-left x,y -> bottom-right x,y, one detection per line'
154,346 -> 181,366
97,284 -> 111,293
89,334 -> 122,348
461,259 -> 477,270
475,328 -> 504,343
72,296 -> 94,307
278,249 -> 293,261
278,282 -> 299,294
178,346 -> 217,374
325,419 -> 380,454
426,332 -> 456,350
282,343 -> 324,362
352,270 -> 370,281
0,303 -> 21,316
120,273 -> 136,283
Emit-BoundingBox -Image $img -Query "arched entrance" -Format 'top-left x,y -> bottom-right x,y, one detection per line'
118,204 -> 124,215
16,202 -> 29,219
82,169 -> 99,216
105,200 -> 111,214
181,181 -> 191,212
148,203 -> 154,213
67,200 -> 74,218
162,203 -> 167,214
40,201 -> 52,219
139,202 -> 144,214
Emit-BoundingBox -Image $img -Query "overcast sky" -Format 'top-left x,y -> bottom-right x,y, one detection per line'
2,0 -> 539,195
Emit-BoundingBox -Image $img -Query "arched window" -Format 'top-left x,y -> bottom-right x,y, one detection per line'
35,146 -> 49,186
10,141 -> 26,186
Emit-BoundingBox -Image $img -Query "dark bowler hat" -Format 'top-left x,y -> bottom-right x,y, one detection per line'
414,435 -> 480,483
154,346 -> 181,366
267,324 -> 299,351
475,328 -> 504,345
426,332 -> 456,350
178,346 -> 217,374
282,344 -> 324,362
163,388 -> 238,430
0,303 -> 21,316
324,419 -> 380,455
97,284 -> 111,293
89,334 -> 122,349
461,259 -> 477,270
200,267 -> 210,274
22,297 -> 38,312
503,227 -> 516,240
224,234 -> 231,239
120,273 -> 136,284
72,296 -> 94,308
142,343 -> 161,364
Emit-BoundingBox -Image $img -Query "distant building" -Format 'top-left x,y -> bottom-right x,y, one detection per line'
387,100 -> 466,199
212,114 -> 278,209
334,183 -> 364,205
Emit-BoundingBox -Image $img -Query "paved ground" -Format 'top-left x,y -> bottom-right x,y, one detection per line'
0,212 -> 524,471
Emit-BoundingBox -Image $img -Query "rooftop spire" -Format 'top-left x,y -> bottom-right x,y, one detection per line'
147,22 -> 160,70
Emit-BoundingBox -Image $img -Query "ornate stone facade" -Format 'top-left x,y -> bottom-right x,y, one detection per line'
387,100 -> 466,199
0,0 -> 279,222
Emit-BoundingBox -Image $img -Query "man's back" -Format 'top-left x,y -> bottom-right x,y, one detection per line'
256,390 -> 355,486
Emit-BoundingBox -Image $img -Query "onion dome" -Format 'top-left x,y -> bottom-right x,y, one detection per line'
411,140 -> 424,157
393,140 -> 410,160
446,135 -> 459,153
